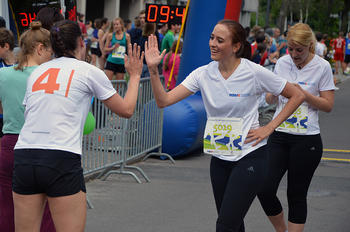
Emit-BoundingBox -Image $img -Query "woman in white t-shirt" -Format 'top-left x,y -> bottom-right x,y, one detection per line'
258,23 -> 335,232
12,20 -> 144,232
145,19 -> 305,232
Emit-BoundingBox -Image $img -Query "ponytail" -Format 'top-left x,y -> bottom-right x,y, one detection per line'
241,40 -> 251,60
50,20 -> 82,58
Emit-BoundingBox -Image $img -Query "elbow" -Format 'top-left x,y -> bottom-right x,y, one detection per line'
155,98 -> 168,109
156,101 -> 167,109
323,105 -> 333,113
114,107 -> 134,119
124,108 -> 135,118
119,111 -> 133,119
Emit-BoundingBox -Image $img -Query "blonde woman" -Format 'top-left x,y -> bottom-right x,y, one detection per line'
258,23 -> 335,232
0,21 -> 55,232
104,17 -> 131,80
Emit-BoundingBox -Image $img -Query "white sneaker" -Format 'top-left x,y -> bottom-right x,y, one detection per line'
334,86 -> 340,91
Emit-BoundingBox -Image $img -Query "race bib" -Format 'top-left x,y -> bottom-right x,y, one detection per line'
90,41 -> 98,49
276,104 -> 308,134
203,117 -> 243,157
112,45 -> 126,59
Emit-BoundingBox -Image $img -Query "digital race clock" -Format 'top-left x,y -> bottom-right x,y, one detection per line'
145,3 -> 186,24
8,0 -> 76,36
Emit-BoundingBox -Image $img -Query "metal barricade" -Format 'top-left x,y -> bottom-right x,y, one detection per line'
82,77 -> 172,185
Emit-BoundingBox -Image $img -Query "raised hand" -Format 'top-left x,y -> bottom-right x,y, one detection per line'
145,34 -> 166,69
124,43 -> 144,78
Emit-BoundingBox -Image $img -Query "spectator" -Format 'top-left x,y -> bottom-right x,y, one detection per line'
124,19 -> 132,31
163,40 -> 183,90
251,30 -> 266,56
90,18 -> 105,68
104,17 -> 131,80
0,28 -> 16,68
315,32 -> 327,58
140,23 -> 160,77
274,28 -> 287,57
77,12 -> 87,38
128,10 -> 146,45
161,22 -> 181,54
332,31 -> 346,75
158,23 -> 168,44
251,42 -> 267,65
35,7 -> 64,30
344,31 -> 350,75
0,16 -> 6,28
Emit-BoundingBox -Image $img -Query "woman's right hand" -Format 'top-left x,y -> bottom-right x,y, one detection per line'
145,34 -> 166,70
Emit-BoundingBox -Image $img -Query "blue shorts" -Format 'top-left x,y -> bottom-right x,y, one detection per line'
12,149 -> 86,197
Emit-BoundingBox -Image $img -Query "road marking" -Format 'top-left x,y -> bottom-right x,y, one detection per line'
322,157 -> 350,162
323,149 -> 350,153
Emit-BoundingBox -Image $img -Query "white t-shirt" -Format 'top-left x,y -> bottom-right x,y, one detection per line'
181,59 -> 287,161
15,57 -> 117,155
273,54 -> 335,135
315,42 -> 326,58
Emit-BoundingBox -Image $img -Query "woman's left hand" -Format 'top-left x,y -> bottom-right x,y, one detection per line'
245,125 -> 275,146
124,43 -> 144,77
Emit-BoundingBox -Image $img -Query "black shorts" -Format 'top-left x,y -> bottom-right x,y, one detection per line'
0,117 -> 3,138
105,61 -> 126,74
344,54 -> 350,64
91,47 -> 102,57
12,149 -> 86,197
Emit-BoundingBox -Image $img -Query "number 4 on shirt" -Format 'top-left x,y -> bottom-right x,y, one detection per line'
32,68 -> 75,97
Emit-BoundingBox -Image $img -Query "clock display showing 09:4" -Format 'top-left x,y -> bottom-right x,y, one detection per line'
145,4 -> 185,24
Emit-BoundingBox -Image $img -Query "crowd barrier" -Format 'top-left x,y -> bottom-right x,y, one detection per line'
81,77 -> 173,185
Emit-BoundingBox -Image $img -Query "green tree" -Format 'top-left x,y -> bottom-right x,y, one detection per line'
254,0 -> 348,36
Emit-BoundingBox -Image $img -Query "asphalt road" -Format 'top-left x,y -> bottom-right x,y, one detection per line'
85,77 -> 350,232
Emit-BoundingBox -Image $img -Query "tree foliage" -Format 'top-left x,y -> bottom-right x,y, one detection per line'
254,0 -> 348,36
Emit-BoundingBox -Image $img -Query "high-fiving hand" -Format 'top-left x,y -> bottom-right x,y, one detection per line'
145,35 -> 166,69
124,43 -> 144,77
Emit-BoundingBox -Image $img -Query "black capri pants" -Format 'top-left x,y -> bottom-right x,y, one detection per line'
210,145 -> 267,232
258,131 -> 322,224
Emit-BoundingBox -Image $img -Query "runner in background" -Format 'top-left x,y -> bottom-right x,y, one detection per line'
104,17 -> 131,80
332,31 -> 346,75
343,31 -> 350,75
